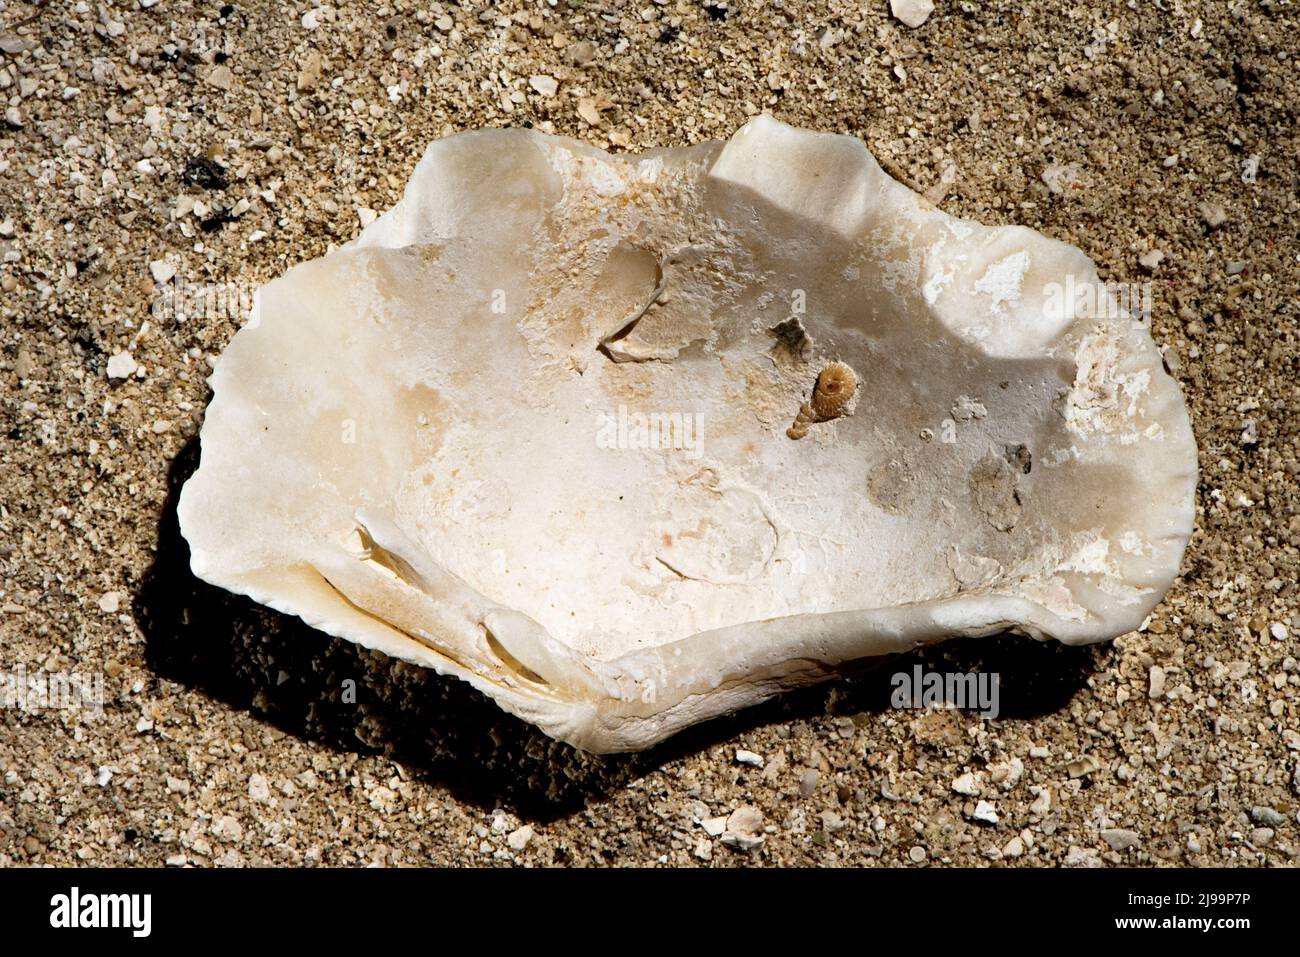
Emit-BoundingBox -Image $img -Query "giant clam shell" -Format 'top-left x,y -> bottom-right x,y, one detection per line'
178,116 -> 1197,752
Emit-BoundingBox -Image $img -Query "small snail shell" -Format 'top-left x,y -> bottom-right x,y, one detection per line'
810,361 -> 858,420
786,361 -> 858,439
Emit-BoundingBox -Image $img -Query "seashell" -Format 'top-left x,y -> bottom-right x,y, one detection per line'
788,360 -> 859,439
178,116 -> 1197,752
809,361 -> 859,420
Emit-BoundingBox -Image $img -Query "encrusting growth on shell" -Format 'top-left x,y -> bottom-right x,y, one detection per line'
787,360 -> 859,439
769,316 -> 813,361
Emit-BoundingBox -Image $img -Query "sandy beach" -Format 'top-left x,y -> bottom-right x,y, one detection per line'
0,0 -> 1296,866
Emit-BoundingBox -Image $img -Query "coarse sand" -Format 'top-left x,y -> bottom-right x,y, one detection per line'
0,0 -> 1297,866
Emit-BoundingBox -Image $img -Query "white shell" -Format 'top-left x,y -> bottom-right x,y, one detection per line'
178,116 -> 1197,752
